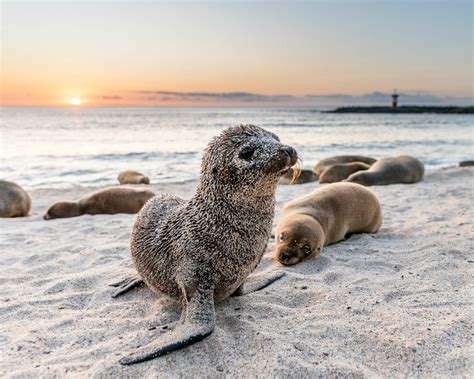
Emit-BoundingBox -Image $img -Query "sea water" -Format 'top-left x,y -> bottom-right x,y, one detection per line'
1,107 -> 472,189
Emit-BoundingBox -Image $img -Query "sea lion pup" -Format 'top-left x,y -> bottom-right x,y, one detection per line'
0,180 -> 32,218
314,155 -> 376,174
118,170 -> 150,185
43,187 -> 155,220
273,182 -> 382,266
110,124 -> 298,365
279,168 -> 318,185
345,155 -> 424,186
319,161 -> 371,183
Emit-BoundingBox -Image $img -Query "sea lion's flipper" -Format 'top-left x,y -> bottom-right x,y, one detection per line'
119,285 -> 215,365
231,270 -> 285,296
109,275 -> 144,298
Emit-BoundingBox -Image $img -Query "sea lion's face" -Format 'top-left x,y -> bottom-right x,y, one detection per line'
203,124 -> 298,189
43,201 -> 78,220
273,226 -> 323,266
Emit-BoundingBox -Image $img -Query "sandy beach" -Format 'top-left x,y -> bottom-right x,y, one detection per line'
1,167 -> 472,377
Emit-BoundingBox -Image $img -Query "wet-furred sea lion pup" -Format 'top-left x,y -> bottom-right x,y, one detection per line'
319,161 -> 371,183
273,182 -> 382,266
0,180 -> 32,218
43,187 -> 156,220
345,155 -> 424,186
110,124 -> 298,365
314,155 -> 376,174
118,170 -> 150,185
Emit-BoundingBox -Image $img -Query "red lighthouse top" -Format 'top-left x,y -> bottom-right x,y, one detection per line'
392,89 -> 399,110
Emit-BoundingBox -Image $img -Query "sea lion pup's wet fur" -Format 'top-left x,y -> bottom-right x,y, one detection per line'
111,124 -> 298,365
0,180 -> 31,218
319,162 -> 371,183
43,187 -> 156,220
345,155 -> 424,186
314,155 -> 376,174
273,182 -> 382,266
118,170 -> 150,184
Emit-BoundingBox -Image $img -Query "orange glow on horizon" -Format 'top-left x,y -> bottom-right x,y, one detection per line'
69,97 -> 81,106
2,1 -> 471,107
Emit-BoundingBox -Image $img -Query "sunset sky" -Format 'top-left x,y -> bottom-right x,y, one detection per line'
1,1 -> 472,106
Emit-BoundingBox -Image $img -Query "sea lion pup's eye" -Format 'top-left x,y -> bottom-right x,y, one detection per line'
303,244 -> 311,257
239,146 -> 255,160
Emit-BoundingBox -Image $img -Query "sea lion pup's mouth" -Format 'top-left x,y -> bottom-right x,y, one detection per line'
273,250 -> 300,266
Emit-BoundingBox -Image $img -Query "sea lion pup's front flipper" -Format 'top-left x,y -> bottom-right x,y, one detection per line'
109,275 -> 145,298
119,285 -> 216,366
231,271 -> 285,297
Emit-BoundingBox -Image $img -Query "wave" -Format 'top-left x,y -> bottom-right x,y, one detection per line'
32,151 -> 199,162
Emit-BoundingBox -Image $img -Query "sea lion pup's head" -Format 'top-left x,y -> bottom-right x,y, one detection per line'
199,124 -> 298,196
273,214 -> 324,265
43,201 -> 81,220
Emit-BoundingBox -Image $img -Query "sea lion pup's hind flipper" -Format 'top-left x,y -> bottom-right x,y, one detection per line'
119,285 -> 216,365
231,271 -> 285,297
109,275 -> 145,298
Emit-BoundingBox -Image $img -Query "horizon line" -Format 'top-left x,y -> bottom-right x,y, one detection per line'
2,90 -> 472,108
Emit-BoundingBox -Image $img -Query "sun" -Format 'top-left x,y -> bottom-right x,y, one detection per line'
70,97 -> 81,106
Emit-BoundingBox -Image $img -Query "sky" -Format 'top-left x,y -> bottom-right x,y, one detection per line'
1,0 -> 473,107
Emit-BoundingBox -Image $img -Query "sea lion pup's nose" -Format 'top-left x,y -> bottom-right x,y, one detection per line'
282,145 -> 297,160
279,251 -> 291,262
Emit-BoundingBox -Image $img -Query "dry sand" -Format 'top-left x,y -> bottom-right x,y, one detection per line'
1,167 -> 473,377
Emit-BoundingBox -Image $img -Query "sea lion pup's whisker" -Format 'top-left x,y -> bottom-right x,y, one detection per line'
290,158 -> 303,184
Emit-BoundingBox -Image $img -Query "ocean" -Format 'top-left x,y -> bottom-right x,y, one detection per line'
1,107 -> 472,189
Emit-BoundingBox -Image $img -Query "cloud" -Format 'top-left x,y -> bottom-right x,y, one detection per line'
132,90 -> 298,103
110,90 -> 472,106
101,95 -> 123,100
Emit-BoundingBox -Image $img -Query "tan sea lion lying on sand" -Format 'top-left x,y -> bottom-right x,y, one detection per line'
273,182 -> 382,266
44,187 -> 156,220
118,170 -> 150,184
345,155 -> 424,186
319,162 -> 371,183
314,155 -> 376,174
0,180 -> 32,218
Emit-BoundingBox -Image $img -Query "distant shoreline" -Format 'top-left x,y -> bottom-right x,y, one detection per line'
325,106 -> 474,114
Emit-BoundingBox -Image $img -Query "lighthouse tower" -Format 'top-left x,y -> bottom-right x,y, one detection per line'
391,89 -> 399,111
